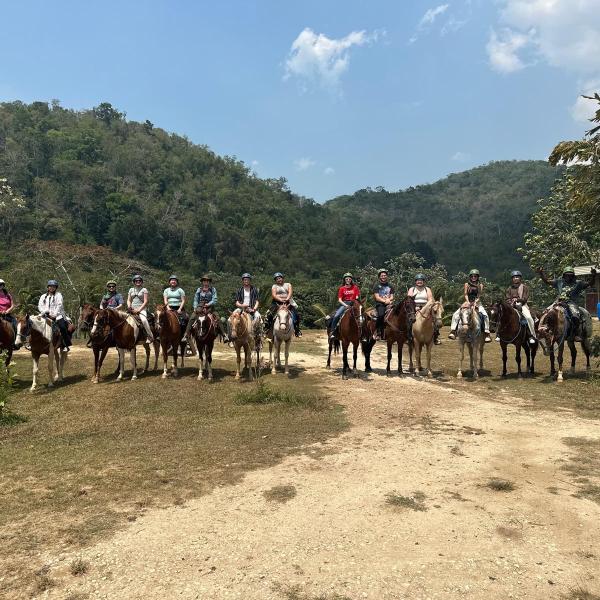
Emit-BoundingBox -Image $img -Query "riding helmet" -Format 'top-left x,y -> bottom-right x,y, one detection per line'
168,274 -> 179,283
562,266 -> 575,275
47,279 -> 59,287
468,269 -> 480,277
415,273 -> 426,282
241,273 -> 252,280
273,272 -> 284,280
511,270 -> 522,278
200,274 -> 212,282
0,279 -> 5,285
106,280 -> 117,287
342,272 -> 354,281
377,268 -> 388,276
132,274 -> 143,282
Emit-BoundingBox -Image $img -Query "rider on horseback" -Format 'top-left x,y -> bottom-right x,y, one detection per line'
100,280 -> 124,310
0,278 -> 17,335
328,273 -> 360,340
181,274 -> 229,343
503,270 -> 536,345
234,273 -> 261,320
127,275 -> 155,343
448,269 -> 492,342
538,266 -> 597,341
163,275 -> 188,330
407,273 -> 441,345
264,273 -> 301,337
38,279 -> 72,351
373,268 -> 394,340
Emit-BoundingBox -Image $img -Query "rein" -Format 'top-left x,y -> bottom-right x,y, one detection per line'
493,303 -> 524,345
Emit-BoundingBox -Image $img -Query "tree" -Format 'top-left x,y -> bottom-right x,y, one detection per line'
549,93 -> 600,227
0,177 -> 25,237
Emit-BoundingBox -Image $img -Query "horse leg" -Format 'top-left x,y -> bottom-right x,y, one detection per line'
425,342 -> 432,377
408,341 -> 414,373
153,341 -> 160,371
515,343 -> 522,378
523,342 -> 531,376
549,350 -> 556,377
59,349 -> 67,381
235,345 -> 241,379
568,340 -> 577,374
284,339 -> 290,375
269,340 -> 275,374
327,339 -> 333,369
97,346 -> 110,383
582,337 -> 591,370
172,345 -> 179,378
207,343 -> 213,381
530,343 -> 536,375
342,342 -> 349,379
197,344 -> 204,381
457,341 -> 464,379
387,341 -> 392,375
117,348 -> 125,381
501,343 -> 508,377
557,343 -> 564,382
161,343 -> 169,379
47,347 -> 55,388
352,343 -> 358,376
130,348 -> 138,380
472,344 -> 479,379
414,341 -> 422,373
92,347 -> 100,383
31,354 -> 40,391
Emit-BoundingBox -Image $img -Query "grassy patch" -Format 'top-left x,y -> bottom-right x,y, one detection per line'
0,345 -> 347,597
263,485 -> 297,504
273,583 -> 352,600
0,410 -> 28,427
385,491 -> 427,512
485,478 -> 516,492
70,558 -> 90,577
234,381 -> 327,410
564,586 -> 600,600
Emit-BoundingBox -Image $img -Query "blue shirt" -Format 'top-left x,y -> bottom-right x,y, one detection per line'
193,286 -> 218,309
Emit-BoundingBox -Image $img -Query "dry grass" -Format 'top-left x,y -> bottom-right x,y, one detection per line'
0,345 -> 347,598
485,478 -> 516,492
273,583 -> 352,600
69,558 -> 89,577
496,525 -> 523,540
564,586 -> 600,600
263,484 -> 297,504
385,491 -> 427,512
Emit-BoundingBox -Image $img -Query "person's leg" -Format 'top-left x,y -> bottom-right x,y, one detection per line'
521,304 -> 536,340
214,313 -> 229,341
376,304 -> 386,339
448,309 -> 460,339
479,306 -> 491,342
567,302 -> 581,338
181,313 -> 197,341
330,305 -> 347,336
56,318 -> 71,349
265,302 -> 277,331
139,312 -> 154,342
290,306 -> 301,336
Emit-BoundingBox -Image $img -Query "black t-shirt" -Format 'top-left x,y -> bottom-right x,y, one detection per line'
373,281 -> 394,305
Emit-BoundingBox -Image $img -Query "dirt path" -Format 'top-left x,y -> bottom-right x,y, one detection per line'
40,340 -> 600,600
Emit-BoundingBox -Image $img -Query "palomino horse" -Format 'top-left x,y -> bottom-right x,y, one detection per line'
0,316 -> 16,367
155,304 -> 187,379
410,299 -> 444,377
337,300 -> 364,379
192,307 -> 218,381
537,303 -> 591,382
384,297 -> 416,375
455,303 -> 485,379
15,314 -> 68,391
489,300 -> 538,378
229,310 -> 261,379
268,303 -> 294,375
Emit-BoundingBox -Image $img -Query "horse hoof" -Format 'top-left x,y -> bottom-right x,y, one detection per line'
131,375 -> 137,381
197,375 -> 203,381
161,373 -> 168,379
271,369 -> 276,375
456,372 -> 462,379
91,378 -> 98,384
30,386 -> 36,392
365,367 -> 373,373
427,371 -> 432,378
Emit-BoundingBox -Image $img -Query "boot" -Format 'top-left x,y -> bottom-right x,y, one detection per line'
434,330 -> 441,345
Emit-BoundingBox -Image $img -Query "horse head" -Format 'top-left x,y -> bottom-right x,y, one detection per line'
488,301 -> 502,334
14,313 -> 31,349
275,303 -> 292,333
228,311 -> 248,342
459,304 -> 479,336
432,298 -> 444,329
79,303 -> 97,332
537,308 -> 559,356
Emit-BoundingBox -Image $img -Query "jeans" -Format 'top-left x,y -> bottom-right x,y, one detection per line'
330,303 -> 351,332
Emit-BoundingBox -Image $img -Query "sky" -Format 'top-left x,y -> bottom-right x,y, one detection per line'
1,0 -> 599,202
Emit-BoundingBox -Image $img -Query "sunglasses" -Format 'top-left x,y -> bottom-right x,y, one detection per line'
108,285 -> 116,288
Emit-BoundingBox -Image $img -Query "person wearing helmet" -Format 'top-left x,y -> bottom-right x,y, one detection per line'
538,265 -> 597,341
504,271 -> 536,344
127,275 -> 154,343
372,268 -> 394,340
234,273 -> 260,320
38,279 -> 72,350
100,280 -> 124,310
407,273 -> 441,344
328,273 -> 361,339
163,275 -> 188,330
0,278 -> 17,334
265,273 -> 301,337
181,274 -> 229,343
448,269 -> 491,342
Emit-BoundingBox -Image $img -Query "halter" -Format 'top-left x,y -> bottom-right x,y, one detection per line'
459,304 -> 480,341
274,303 -> 293,334
195,311 -> 217,342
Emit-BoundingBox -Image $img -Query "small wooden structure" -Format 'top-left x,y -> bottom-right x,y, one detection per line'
574,264 -> 600,316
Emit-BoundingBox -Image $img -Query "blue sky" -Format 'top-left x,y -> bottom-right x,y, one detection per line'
2,0 -> 599,201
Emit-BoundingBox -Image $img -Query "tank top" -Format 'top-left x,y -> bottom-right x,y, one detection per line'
128,286 -> 148,309
164,287 -> 185,308
273,283 -> 290,301
466,283 -> 480,303
0,291 -> 12,312
410,286 -> 429,307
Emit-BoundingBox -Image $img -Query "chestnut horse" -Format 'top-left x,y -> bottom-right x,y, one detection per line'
0,317 -> 15,367
537,303 -> 591,382
15,314 -> 68,391
489,300 -> 538,378
337,300 -> 364,379
155,304 -> 187,379
410,299 -> 444,377
385,297 -> 416,375
193,307 -> 218,381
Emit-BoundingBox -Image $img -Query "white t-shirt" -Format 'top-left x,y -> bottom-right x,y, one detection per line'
243,289 -> 251,306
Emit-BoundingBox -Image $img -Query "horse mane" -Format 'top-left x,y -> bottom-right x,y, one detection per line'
419,300 -> 434,318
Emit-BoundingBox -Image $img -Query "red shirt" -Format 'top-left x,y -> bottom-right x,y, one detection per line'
338,284 -> 360,302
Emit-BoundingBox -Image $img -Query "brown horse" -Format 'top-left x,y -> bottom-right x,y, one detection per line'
0,316 -> 15,367
155,304 -> 187,379
489,300 -> 538,378
337,300 -> 364,379
15,314 -> 68,391
537,303 -> 591,382
192,307 -> 218,381
228,310 -> 261,380
410,299 -> 443,377
385,297 -> 416,375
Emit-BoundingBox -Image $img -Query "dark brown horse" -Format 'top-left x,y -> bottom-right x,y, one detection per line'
155,304 -> 187,378
385,297 -> 416,375
192,307 -> 218,381
489,300 -> 538,377
337,300 -> 364,379
538,304 -> 591,382
0,316 -> 15,367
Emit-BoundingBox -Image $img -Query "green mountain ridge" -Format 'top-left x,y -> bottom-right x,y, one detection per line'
0,101 -> 560,280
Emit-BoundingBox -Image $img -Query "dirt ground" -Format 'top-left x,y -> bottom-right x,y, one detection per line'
29,333 -> 600,600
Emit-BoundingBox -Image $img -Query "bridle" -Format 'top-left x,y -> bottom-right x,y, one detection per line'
490,301 -> 523,345
195,310 -> 216,342
274,303 -> 293,333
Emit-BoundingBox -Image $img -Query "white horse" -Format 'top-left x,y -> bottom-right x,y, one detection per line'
268,304 -> 294,375
456,303 -> 485,379
15,314 -> 68,391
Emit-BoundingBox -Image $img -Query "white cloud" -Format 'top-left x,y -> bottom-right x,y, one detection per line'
488,0 -> 600,74
324,167 -> 335,175
440,17 -> 467,36
410,4 -> 451,43
452,151 -> 471,162
571,81 -> 600,122
486,28 -> 532,73
284,28 -> 381,91
294,157 -> 316,171
251,160 -> 259,167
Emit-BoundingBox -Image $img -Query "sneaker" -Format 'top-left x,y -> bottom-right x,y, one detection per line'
495,336 -> 500,342
484,335 -> 492,343
434,339 -> 442,345
448,333 -> 456,340
181,335 -> 187,343
529,337 -> 536,345
295,331 -> 302,337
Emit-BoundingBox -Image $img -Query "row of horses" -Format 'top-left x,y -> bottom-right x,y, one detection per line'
0,296 -> 592,390
327,296 -> 592,382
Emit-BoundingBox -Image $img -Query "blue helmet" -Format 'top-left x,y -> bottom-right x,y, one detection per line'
47,279 -> 59,287
273,272 -> 284,280
511,270 -> 522,278
241,273 -> 252,280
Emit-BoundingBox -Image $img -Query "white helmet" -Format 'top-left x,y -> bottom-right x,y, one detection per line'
0,279 -> 5,285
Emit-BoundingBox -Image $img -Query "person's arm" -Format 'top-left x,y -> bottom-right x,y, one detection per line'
284,283 -> 293,302
252,289 -> 259,311
463,283 -> 470,304
193,289 -> 200,310
178,291 -> 186,313
55,293 -> 65,318
373,284 -> 385,304
114,294 -> 124,310
426,287 -> 433,302
387,287 -> 395,304
38,295 -> 45,314
337,287 -> 346,307
521,286 -> 530,303
271,285 -> 279,302
407,287 -> 414,297
126,290 -> 133,310
163,290 -> 169,306
208,287 -> 217,306
537,267 -> 552,286
138,290 -> 149,313
100,297 -> 106,309
235,289 -> 245,309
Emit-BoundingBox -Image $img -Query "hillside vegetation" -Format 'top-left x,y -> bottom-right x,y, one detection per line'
0,101 -> 560,281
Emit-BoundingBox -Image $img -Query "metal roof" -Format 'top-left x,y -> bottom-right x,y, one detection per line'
574,265 -> 599,276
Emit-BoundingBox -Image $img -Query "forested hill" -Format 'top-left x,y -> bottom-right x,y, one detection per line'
326,160 -> 562,278
0,101 -> 560,280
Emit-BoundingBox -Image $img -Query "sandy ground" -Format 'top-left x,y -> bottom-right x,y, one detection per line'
38,339 -> 600,600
